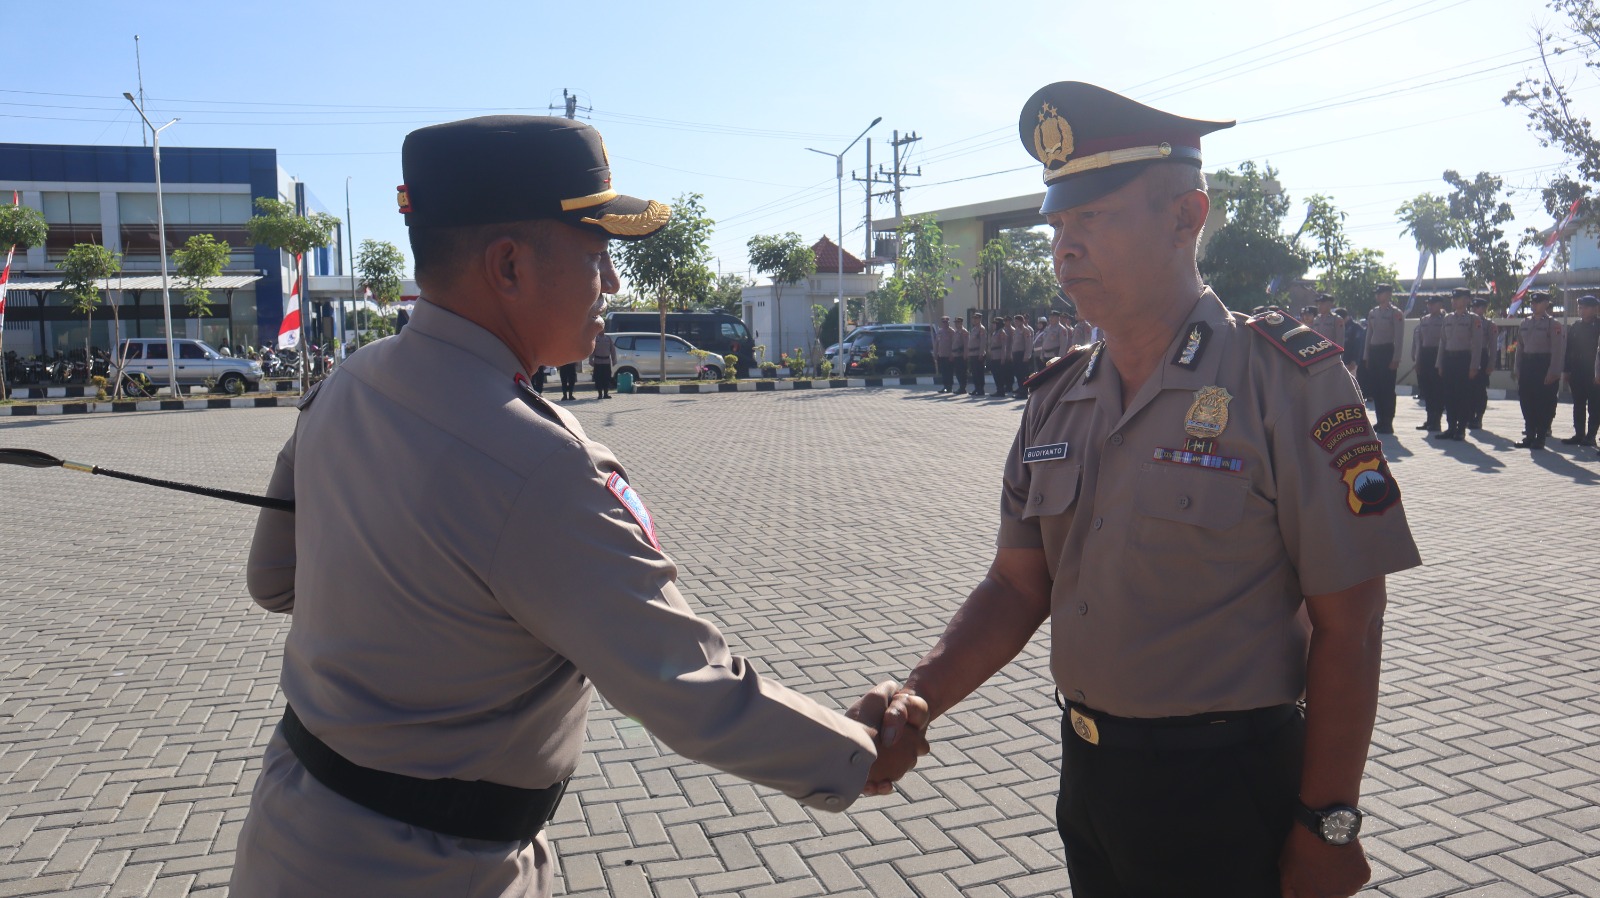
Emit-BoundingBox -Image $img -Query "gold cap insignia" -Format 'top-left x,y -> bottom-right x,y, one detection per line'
1033,102 -> 1074,170
396,185 -> 412,214
581,199 -> 672,237
1185,385 -> 1232,440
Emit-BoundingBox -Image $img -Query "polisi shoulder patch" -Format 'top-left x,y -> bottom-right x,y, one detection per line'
1024,343 -> 1093,391
1246,311 -> 1343,369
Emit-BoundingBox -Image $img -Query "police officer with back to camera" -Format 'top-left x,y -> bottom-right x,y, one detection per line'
1561,294 -> 1600,447
1433,287 -> 1485,441
1513,292 -> 1565,450
1363,284 -> 1405,433
232,115 -> 927,898
1412,294 -> 1446,431
967,311 -> 988,397
857,81 -> 1419,898
1470,296 -> 1494,428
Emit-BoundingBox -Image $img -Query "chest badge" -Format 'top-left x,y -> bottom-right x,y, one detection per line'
1185,385 -> 1233,440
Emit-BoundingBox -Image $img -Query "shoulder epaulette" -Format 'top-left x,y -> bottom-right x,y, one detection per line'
1245,310 -> 1343,369
1024,342 -> 1095,390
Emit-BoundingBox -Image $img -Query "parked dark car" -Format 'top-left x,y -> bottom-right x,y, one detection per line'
844,330 -> 934,377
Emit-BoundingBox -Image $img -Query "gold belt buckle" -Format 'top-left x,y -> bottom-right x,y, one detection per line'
1070,707 -> 1100,745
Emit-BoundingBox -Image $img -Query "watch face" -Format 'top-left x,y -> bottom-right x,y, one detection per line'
1321,809 -> 1361,845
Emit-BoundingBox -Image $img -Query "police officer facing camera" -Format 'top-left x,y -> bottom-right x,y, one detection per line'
860,81 -> 1419,898
233,116 -> 927,898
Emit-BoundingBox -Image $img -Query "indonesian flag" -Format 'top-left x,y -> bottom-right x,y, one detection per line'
277,256 -> 303,350
0,191 -> 16,330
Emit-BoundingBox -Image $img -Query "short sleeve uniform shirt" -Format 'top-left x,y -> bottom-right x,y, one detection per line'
997,291 -> 1420,718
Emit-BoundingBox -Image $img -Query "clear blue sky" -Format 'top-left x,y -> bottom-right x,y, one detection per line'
4,0 -> 1586,287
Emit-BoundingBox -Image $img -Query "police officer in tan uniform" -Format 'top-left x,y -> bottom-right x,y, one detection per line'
1470,296 -> 1495,428
861,82 -> 1419,898
1010,314 -> 1035,396
1513,292 -> 1566,450
990,315 -> 1012,395
1562,294 -> 1600,447
1433,287 -> 1485,441
233,116 -> 926,898
952,316 -> 971,393
1363,285 -> 1405,433
934,315 -> 956,392
967,312 -> 988,397
588,329 -> 615,398
1412,295 -> 1446,431
1311,293 -> 1343,343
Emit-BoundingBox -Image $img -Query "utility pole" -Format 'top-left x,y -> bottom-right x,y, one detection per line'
134,35 -> 148,147
885,130 -> 922,218
550,89 -> 592,120
851,138 -> 896,268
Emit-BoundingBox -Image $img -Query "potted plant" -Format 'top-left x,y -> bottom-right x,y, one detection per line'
760,361 -> 779,378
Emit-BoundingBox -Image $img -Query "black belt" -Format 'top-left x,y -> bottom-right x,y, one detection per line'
1064,702 -> 1299,751
281,704 -> 568,842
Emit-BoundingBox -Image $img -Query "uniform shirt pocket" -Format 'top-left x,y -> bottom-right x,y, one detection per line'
1132,463 -> 1250,560
1022,463 -> 1082,521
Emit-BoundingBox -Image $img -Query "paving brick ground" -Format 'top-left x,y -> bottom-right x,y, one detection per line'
1,387 -> 1597,897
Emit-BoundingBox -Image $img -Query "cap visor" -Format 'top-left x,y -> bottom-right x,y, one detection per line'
1039,163 -> 1152,215
566,194 -> 671,241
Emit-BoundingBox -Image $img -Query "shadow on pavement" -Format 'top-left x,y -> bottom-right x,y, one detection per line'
1531,449 -> 1600,484
1422,435 -> 1507,472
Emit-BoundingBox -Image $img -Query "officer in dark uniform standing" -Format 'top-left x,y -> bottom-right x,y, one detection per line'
861,81 -> 1418,898
1561,294 -> 1600,447
1433,287 -> 1485,441
1470,296 -> 1494,428
1412,295 -> 1446,431
1362,285 -> 1405,433
1513,292 -> 1565,449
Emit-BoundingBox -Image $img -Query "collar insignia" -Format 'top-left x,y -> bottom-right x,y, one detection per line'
1082,341 -> 1104,382
396,184 -> 412,214
1185,385 -> 1232,440
1171,321 -> 1211,369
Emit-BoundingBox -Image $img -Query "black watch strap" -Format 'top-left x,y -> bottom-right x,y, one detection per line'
1294,800 -> 1363,845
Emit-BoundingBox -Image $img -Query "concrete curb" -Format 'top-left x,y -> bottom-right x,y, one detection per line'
0,396 -> 298,417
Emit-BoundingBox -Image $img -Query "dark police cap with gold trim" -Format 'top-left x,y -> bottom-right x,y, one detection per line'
399,116 -> 670,241
1019,82 -> 1234,215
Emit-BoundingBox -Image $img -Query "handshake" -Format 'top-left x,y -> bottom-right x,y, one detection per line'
845,681 -> 933,797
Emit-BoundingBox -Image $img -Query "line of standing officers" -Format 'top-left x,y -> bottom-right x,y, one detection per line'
1410,288 -> 1600,452
935,309 -> 1091,398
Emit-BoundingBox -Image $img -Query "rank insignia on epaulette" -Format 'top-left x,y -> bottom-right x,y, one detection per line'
1025,343 -> 1093,390
1247,311 -> 1342,368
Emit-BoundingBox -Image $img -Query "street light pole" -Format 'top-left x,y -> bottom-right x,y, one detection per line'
123,92 -> 180,396
346,176 -> 357,355
808,116 -> 880,377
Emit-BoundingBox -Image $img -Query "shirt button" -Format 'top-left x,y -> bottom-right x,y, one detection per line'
1032,494 -> 1043,505
1178,495 -> 1191,509
1111,433 -> 1124,446
1074,690 -> 1086,703
1093,517 -> 1103,530
825,795 -> 842,808
1077,602 -> 1088,615
850,751 -> 865,766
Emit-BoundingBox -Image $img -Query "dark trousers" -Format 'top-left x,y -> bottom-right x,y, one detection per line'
1571,376 -> 1600,439
954,354 -> 969,392
1056,709 -> 1303,898
1441,350 -> 1472,432
1011,351 -> 1026,393
1473,351 -> 1491,424
558,363 -> 578,398
531,368 -> 547,394
937,356 -> 955,391
1366,344 -> 1396,426
1517,355 -> 1557,436
989,356 -> 1006,393
591,363 -> 612,397
968,356 -> 985,394
1417,347 -> 1440,426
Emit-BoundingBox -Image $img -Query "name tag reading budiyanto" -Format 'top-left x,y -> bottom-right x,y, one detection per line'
1023,442 -> 1069,463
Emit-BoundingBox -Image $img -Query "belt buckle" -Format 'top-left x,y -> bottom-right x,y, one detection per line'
1070,707 -> 1100,745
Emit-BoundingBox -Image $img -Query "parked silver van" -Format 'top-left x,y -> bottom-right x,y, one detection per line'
609,332 -> 721,381
114,338 -> 263,393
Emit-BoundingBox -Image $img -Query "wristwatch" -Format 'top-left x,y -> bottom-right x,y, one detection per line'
1294,800 -> 1363,846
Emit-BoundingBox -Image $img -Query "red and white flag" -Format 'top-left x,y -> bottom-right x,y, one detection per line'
1510,199 -> 1582,312
277,255 -> 303,350
0,191 -> 17,331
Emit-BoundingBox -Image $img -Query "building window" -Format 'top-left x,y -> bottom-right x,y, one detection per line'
41,191 -> 104,263
118,192 -> 254,264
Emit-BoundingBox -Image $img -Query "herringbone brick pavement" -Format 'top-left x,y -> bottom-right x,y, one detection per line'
0,389 -> 1596,897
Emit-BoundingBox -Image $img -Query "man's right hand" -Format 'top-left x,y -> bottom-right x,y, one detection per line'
846,683 -> 930,796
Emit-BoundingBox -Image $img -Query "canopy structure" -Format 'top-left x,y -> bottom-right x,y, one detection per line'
2,274 -> 262,292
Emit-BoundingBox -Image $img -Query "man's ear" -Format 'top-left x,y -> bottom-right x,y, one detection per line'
1174,189 -> 1210,246
481,235 -> 525,303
